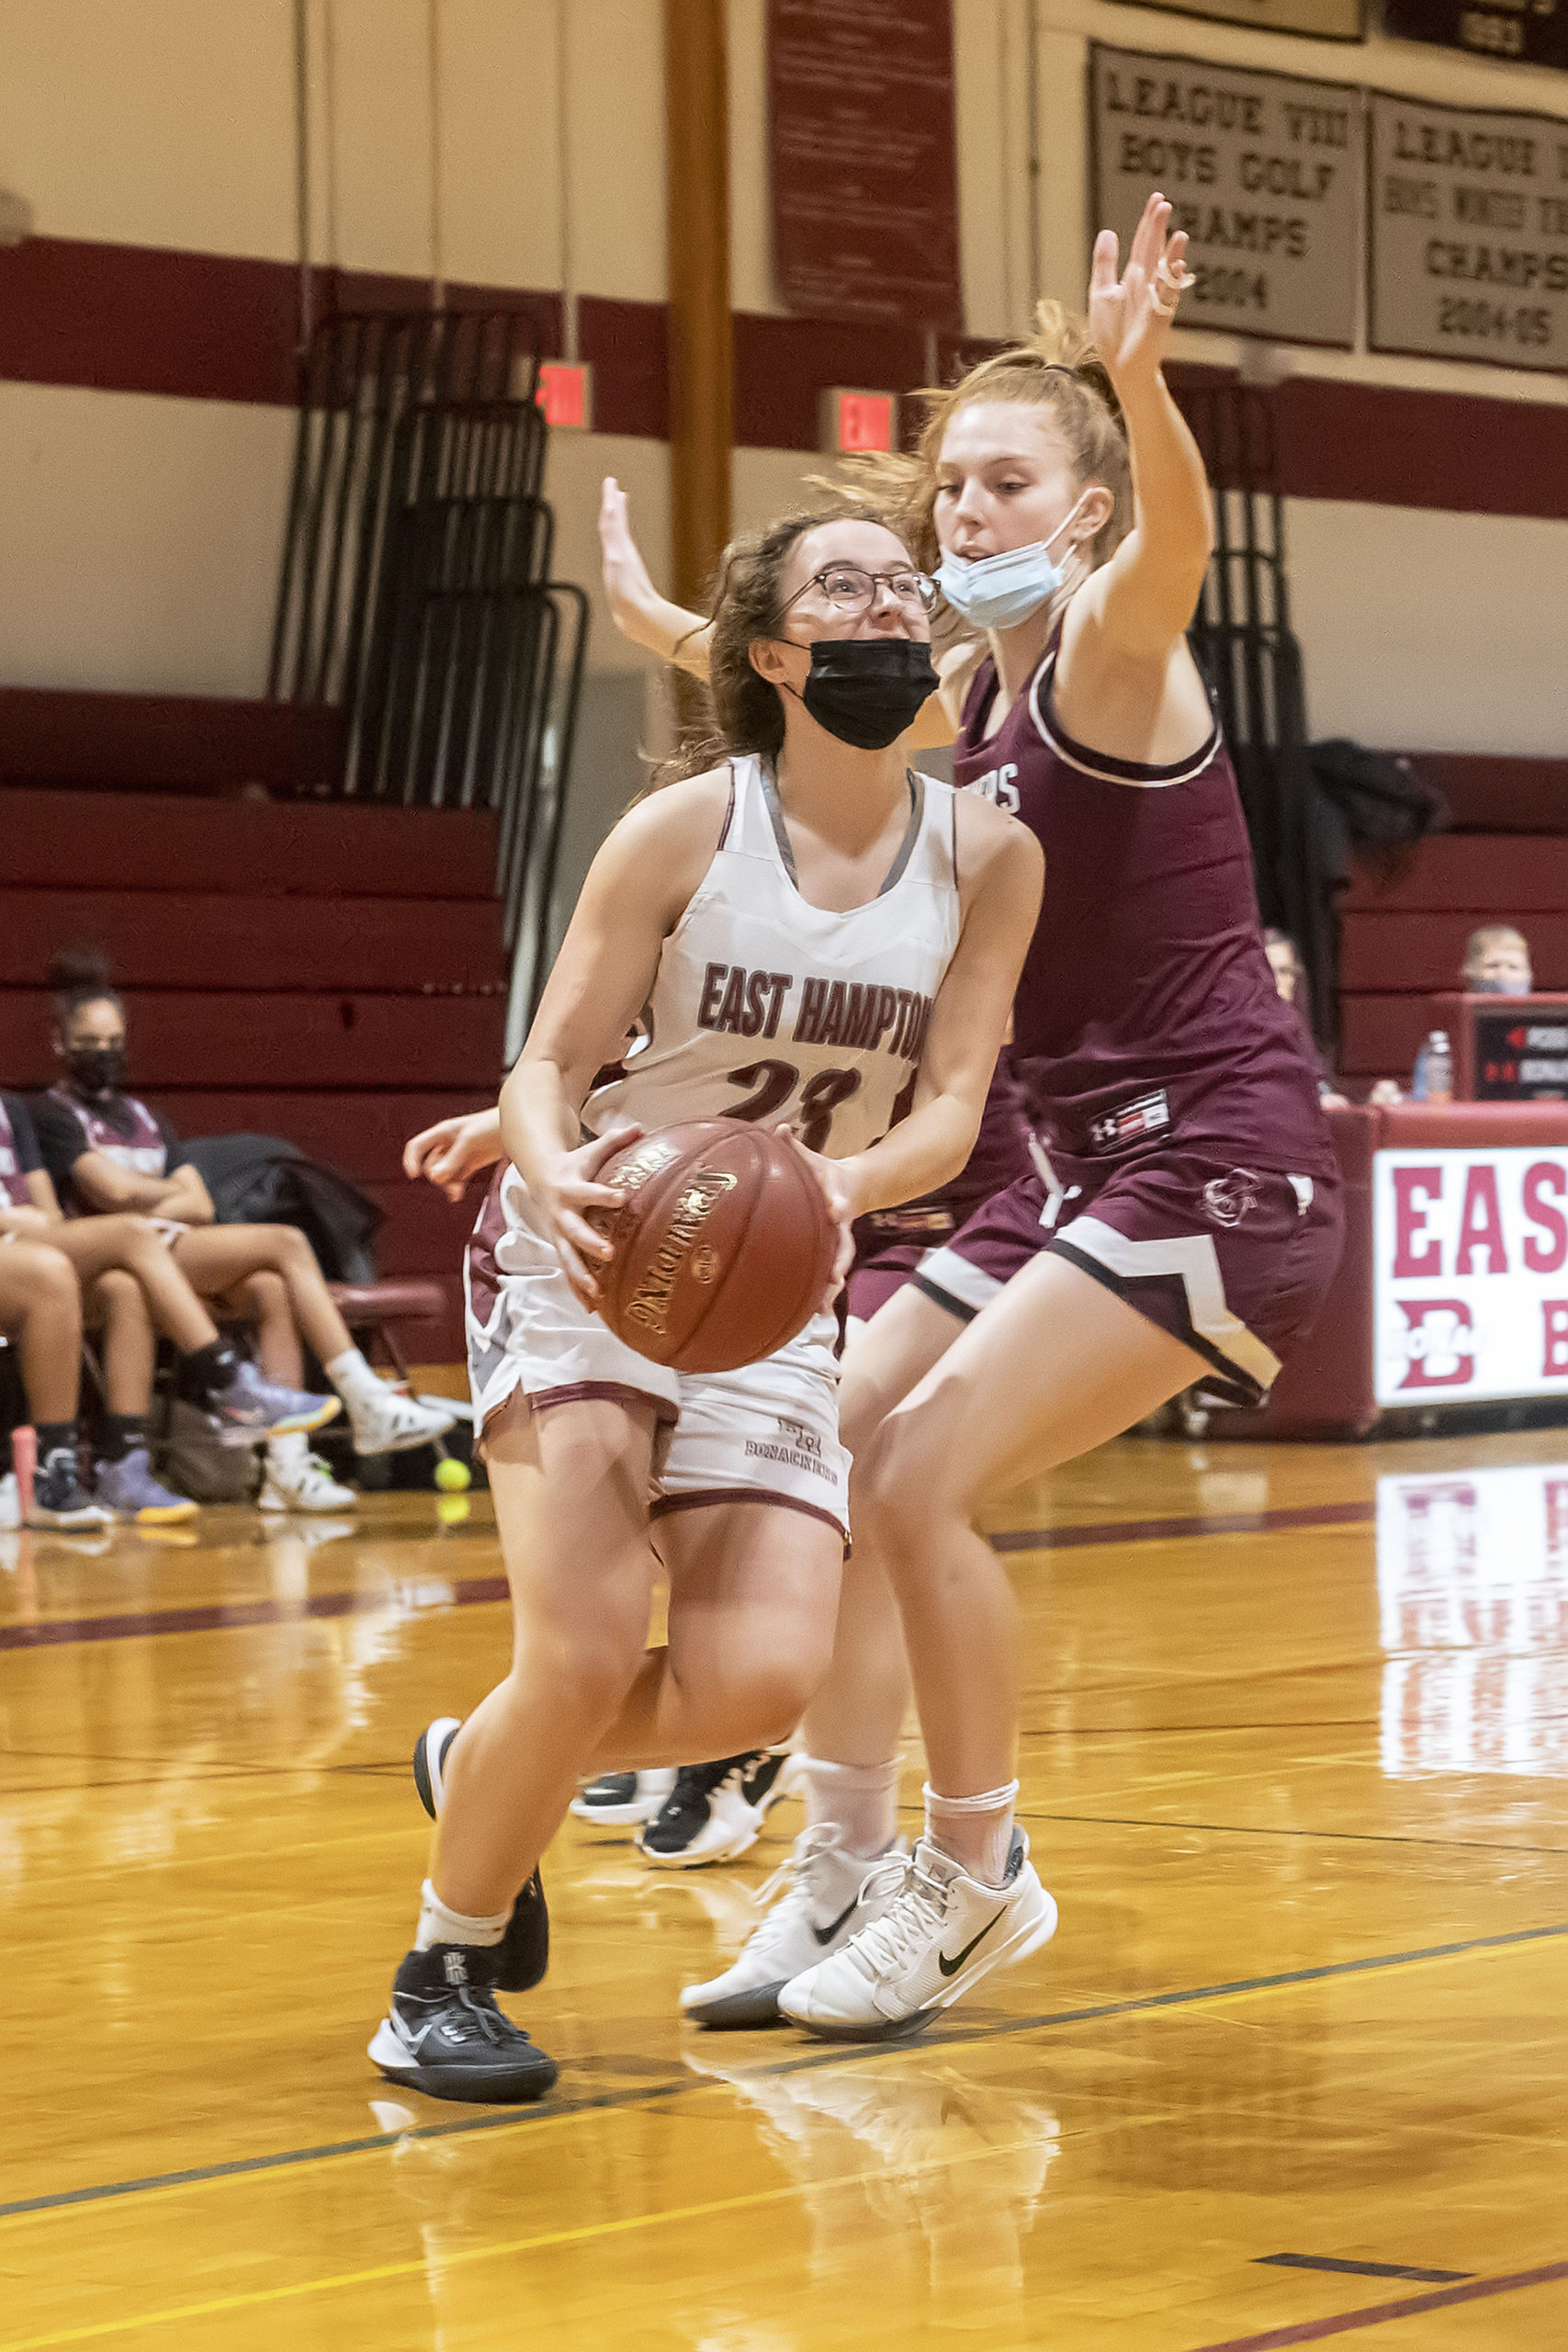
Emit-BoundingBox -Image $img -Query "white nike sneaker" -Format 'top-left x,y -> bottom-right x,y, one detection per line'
569,1769 -> 678,1827
258,1445 -> 357,1513
777,1832 -> 1056,2041
681,1825 -> 904,2029
349,1385 -> 459,1459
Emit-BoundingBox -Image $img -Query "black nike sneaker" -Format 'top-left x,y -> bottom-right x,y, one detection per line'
639,1747 -> 807,1868
368,1945 -> 557,2103
412,1717 -> 549,1994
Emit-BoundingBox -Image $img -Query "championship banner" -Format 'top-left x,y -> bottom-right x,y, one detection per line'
1369,92 -> 1568,373
1374,1145 -> 1568,1405
1089,46 -> 1362,347
1382,0 -> 1568,74
769,0 -> 963,327
1105,0 -> 1362,40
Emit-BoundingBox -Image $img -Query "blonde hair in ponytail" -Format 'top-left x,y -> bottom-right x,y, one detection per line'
839,300 -> 1133,574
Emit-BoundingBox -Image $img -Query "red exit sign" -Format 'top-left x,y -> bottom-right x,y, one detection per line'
821,387 -> 897,455
536,361 -> 592,430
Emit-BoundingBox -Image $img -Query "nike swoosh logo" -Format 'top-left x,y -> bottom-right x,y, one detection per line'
938,1910 -> 1002,1978
812,1896 -> 861,1947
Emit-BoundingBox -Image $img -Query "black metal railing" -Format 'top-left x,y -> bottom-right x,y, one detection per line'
269,306 -> 587,1025
1180,379 -> 1337,1050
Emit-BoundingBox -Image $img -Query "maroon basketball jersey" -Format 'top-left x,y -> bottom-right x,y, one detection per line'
955,646 -> 1331,1184
47,1084 -> 170,1207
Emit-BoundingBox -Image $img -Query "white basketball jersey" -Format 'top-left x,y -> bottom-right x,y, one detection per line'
584,754 -> 963,1161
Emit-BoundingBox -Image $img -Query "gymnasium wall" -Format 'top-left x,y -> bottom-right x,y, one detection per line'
0,0 -> 1564,797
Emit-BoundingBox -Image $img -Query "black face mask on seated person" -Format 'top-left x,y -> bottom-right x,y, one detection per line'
65,1046 -> 127,1098
789,639 -> 941,752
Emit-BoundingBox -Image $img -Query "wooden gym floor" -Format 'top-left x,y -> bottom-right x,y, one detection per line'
4,1425 -> 1565,2350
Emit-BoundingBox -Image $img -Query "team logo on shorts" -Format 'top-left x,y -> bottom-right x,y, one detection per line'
1201,1169 -> 1261,1228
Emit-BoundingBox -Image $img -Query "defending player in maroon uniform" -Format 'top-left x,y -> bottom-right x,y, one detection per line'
596,194 -> 1343,2040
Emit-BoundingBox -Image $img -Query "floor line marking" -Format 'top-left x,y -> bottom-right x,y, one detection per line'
1186,2256 -> 1568,2350
1255,2253 -> 1472,2282
4,1916 -> 1563,2227
1016,1809 -> 1568,1860
0,2132 -> 1044,2348
0,1501 -> 1381,1653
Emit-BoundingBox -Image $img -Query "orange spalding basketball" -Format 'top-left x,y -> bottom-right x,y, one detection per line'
589,1120 -> 839,1374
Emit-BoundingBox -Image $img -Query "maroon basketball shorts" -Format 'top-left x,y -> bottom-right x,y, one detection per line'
913,1151 -> 1344,1408
845,1204 -> 964,1329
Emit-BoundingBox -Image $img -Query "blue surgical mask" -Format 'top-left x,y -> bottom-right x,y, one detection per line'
935,495 -> 1091,631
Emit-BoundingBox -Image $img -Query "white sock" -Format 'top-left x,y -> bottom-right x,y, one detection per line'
803,1755 -> 902,1859
326,1348 -> 385,1408
414,1877 -> 510,1952
266,1430 -> 310,1475
924,1779 -> 1019,1889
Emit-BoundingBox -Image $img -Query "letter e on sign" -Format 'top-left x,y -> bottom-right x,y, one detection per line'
1393,1164 -> 1444,1277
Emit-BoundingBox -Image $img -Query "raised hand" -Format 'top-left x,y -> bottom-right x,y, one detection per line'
598,477 -> 660,640
1088,192 -> 1195,393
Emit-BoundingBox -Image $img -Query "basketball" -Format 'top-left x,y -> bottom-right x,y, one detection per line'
589,1119 -> 838,1374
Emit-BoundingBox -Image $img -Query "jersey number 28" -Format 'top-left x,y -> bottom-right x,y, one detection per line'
727,1059 -> 862,1151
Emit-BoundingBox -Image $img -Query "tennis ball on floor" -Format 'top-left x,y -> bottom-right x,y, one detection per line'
436,1493 -> 470,1527
434,1455 -> 471,1492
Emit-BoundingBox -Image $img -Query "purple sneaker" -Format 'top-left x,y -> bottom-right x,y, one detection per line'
95,1446 -> 199,1525
209,1359 -> 342,1448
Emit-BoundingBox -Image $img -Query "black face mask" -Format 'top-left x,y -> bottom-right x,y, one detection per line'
65,1046 -> 126,1097
795,639 -> 940,751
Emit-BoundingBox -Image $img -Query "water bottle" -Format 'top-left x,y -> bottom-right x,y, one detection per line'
1424,1029 -> 1452,1104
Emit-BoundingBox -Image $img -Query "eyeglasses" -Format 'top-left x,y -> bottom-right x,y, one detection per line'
778,565 -> 938,621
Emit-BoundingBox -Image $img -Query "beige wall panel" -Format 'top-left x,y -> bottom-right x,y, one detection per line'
1288,499 -> 1568,754
732,445 -> 830,535
326,0 -> 436,275
728,0 -> 774,314
954,0 -> 1035,340
560,0 -> 666,301
0,384 -> 292,696
0,0 -> 295,257
436,0 -> 564,289
545,429 -> 672,673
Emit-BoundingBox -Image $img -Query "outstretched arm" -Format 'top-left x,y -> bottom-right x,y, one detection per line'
599,478 -> 713,677
1080,193 -> 1210,660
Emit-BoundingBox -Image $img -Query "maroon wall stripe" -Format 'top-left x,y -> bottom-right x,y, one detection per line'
3,235 -> 1567,519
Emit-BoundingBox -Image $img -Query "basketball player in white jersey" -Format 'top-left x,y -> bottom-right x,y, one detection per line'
369,503 -> 1042,2102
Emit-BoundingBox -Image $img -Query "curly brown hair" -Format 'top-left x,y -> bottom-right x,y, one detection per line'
655,496 -> 910,787
837,300 -> 1132,576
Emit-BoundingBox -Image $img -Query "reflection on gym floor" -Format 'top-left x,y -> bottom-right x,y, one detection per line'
1378,1463 -> 1568,1777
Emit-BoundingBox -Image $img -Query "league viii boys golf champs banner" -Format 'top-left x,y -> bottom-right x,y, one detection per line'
1090,46 -> 1361,346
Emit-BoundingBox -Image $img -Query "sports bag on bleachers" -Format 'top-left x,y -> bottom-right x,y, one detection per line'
181,1134 -> 381,1283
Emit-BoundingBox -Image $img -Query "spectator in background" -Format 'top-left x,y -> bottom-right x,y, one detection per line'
2,1087 -> 197,1524
1371,923 -> 1536,1104
31,949 -> 457,1511
1262,930 -> 1348,1109
1463,924 -> 1533,998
